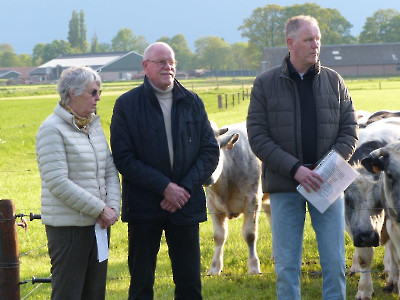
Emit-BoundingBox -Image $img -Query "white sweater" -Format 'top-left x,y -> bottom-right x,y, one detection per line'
36,103 -> 121,226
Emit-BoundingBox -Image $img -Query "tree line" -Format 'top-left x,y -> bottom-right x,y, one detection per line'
1,4 -> 400,71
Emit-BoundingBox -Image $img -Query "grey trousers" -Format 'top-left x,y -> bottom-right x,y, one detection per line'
45,225 -> 108,300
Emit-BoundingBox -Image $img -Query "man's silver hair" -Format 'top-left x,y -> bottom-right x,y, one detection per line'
285,15 -> 319,39
143,42 -> 175,61
58,66 -> 101,106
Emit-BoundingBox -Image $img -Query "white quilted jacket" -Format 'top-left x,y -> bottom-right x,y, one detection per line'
36,103 -> 121,226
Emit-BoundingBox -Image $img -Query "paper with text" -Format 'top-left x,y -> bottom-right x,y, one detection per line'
297,150 -> 359,214
95,223 -> 109,262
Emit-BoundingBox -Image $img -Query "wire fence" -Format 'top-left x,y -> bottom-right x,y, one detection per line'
0,114 -> 395,299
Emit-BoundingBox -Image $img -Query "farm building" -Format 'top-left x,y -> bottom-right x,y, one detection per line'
261,42 -> 400,77
29,51 -> 143,82
0,67 -> 36,84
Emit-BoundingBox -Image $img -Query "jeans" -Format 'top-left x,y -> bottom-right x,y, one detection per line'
270,192 -> 346,300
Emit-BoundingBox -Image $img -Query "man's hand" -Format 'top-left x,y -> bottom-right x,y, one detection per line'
160,182 -> 190,212
294,166 -> 324,193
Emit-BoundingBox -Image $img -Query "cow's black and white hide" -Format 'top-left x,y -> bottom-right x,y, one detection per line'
344,164 -> 389,299
362,141 -> 400,296
364,110 -> 400,127
204,122 -> 271,275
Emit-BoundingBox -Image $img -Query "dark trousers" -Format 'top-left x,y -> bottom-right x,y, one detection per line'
45,225 -> 108,300
128,220 -> 202,300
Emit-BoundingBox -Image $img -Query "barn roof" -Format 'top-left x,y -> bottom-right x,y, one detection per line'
262,42 -> 400,70
0,70 -> 21,79
29,51 -> 143,76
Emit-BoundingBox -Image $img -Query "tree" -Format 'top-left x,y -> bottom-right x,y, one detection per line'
231,42 -> 252,70
170,34 -> 193,70
359,9 -> 400,43
41,40 -> 73,62
18,54 -> 33,66
194,36 -> 233,71
0,51 -> 19,67
91,33 -> 100,53
32,43 -> 45,65
284,3 -> 355,44
68,10 -> 80,49
0,44 -> 14,53
112,28 -> 148,53
79,10 -> 88,52
98,43 -> 112,52
156,36 -> 171,44
238,4 -> 286,60
239,3 -> 356,61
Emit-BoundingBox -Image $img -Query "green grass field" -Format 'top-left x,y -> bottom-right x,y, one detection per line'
1,76 -> 399,299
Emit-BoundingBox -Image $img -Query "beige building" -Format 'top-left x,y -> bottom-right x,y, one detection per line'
29,51 -> 143,82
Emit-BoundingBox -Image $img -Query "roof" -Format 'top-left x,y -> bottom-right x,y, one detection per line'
0,70 -> 21,79
262,43 -> 400,69
29,51 -> 143,76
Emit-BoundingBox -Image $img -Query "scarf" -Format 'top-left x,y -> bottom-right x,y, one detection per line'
61,102 -> 94,131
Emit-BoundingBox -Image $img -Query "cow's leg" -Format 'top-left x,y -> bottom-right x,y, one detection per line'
385,220 -> 400,294
208,210 -> 228,275
242,196 -> 261,274
261,193 -> 273,260
349,249 -> 361,274
383,240 -> 397,293
354,247 -> 374,300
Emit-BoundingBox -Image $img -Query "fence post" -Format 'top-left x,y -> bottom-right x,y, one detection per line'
0,199 -> 20,300
218,95 -> 222,109
237,92 -> 240,104
225,94 -> 228,109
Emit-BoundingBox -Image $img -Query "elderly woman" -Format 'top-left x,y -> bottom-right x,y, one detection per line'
35,66 -> 121,300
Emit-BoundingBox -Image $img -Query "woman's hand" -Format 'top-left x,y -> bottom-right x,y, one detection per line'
96,206 -> 118,228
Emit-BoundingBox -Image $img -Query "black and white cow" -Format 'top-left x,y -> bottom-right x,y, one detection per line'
362,141 -> 400,296
204,122 -> 271,275
345,117 -> 400,299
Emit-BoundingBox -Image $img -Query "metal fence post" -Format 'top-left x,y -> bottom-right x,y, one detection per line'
0,199 -> 20,300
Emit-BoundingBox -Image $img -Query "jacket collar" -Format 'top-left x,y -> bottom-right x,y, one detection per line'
281,53 -> 321,77
54,103 -> 99,131
143,75 -> 188,103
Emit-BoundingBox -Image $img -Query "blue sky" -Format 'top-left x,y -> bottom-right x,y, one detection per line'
1,0 -> 399,55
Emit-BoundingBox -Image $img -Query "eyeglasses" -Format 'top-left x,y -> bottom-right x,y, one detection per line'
146,59 -> 178,68
86,89 -> 102,97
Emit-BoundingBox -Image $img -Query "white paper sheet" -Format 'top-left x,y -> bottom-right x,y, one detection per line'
95,223 -> 109,262
297,150 -> 359,214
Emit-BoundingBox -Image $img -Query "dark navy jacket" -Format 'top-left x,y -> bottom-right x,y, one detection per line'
110,76 -> 219,225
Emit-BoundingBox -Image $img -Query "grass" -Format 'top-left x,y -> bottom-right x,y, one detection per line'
1,76 -> 400,299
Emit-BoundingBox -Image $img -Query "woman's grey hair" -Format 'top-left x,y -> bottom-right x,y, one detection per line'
285,15 -> 319,39
58,66 -> 101,106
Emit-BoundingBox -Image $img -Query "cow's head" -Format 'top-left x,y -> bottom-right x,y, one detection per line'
203,122 -> 240,187
362,142 -> 400,223
344,165 -> 384,247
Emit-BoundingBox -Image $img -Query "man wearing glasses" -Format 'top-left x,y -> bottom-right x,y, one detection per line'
110,42 -> 219,299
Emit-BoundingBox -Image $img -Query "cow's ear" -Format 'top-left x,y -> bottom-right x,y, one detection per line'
226,133 -> 240,150
361,156 -> 384,174
218,128 -> 228,136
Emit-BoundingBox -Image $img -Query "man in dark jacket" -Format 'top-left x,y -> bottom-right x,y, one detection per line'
110,42 -> 219,300
247,16 -> 358,299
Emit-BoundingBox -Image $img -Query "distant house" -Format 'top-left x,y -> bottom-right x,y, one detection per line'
29,51 -> 144,82
260,43 -> 400,77
0,67 -> 36,84
0,70 -> 20,79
